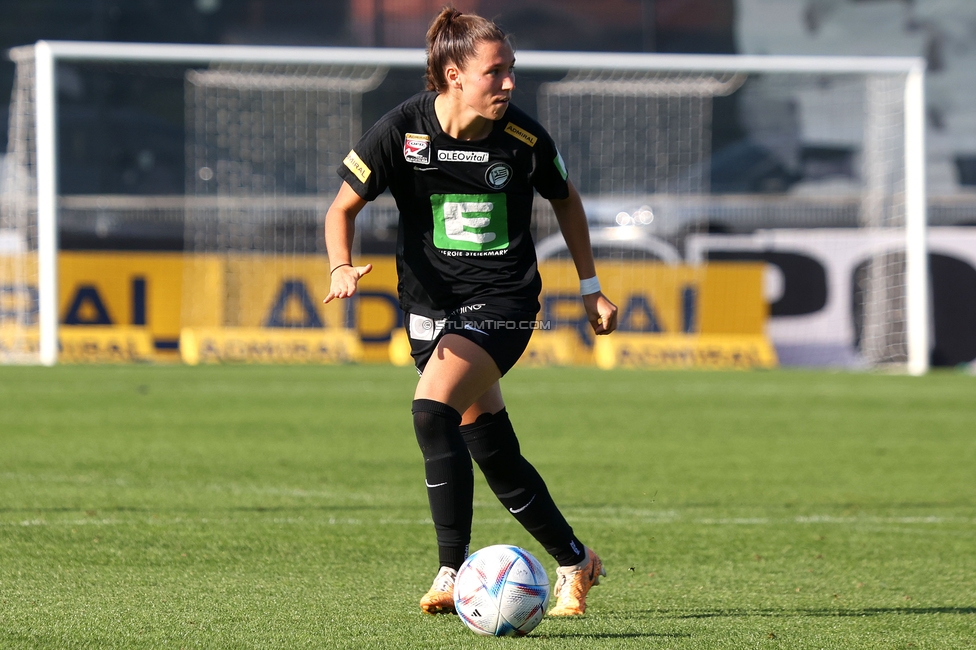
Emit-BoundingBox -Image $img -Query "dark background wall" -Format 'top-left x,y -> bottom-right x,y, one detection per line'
0,0 -> 739,198
0,0 -> 736,108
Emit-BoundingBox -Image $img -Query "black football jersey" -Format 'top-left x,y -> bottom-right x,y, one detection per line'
337,91 -> 570,318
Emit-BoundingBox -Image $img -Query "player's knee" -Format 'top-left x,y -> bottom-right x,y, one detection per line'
413,398 -> 464,457
461,409 -> 522,474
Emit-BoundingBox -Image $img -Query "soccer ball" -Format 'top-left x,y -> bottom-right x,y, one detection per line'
453,545 -> 550,636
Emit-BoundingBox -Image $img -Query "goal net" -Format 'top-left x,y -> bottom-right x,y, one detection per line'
182,63 -> 386,330
1,44 -> 928,372
1,48 -> 38,362
530,59 -> 925,372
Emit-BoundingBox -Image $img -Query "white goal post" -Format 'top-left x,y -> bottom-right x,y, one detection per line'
6,41 -> 928,373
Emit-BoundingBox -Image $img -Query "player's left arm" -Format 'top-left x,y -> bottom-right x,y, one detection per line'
549,181 -> 618,335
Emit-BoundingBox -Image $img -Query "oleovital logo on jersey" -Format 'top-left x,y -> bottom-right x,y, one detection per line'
485,163 -> 512,189
403,133 -> 430,164
438,150 -> 490,163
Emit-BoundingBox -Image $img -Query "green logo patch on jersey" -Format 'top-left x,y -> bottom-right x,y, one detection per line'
554,150 -> 568,181
431,193 -> 509,252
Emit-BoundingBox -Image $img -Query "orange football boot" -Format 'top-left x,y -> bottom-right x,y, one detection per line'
420,566 -> 456,614
548,548 -> 605,616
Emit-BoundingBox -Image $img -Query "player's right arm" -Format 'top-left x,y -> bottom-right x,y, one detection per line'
324,181 -> 372,303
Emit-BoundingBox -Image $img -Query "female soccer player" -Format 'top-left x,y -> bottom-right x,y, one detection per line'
324,6 -> 617,617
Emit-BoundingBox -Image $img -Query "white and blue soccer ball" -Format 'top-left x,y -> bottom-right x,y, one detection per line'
453,544 -> 550,637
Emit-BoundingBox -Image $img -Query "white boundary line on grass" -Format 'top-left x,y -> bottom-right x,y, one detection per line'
3,515 -> 973,528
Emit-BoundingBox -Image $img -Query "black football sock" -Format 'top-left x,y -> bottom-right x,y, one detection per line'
412,399 -> 472,571
460,409 -> 586,567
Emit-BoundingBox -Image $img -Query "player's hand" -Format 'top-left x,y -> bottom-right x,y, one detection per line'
583,292 -> 617,335
324,263 -> 373,303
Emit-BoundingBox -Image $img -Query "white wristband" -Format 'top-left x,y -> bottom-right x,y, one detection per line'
579,276 -> 601,296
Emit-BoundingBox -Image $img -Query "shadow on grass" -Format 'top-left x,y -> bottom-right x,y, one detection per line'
656,607 -> 976,619
536,632 -> 691,640
0,504 -> 420,514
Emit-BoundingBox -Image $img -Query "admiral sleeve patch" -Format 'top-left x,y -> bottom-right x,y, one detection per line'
504,122 -> 538,147
343,150 -> 372,183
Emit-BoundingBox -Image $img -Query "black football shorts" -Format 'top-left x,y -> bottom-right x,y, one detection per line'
405,300 -> 539,376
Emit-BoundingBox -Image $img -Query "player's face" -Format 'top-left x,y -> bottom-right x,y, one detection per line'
457,39 -> 515,121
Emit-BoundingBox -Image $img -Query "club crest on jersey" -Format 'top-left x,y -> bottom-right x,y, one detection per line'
403,133 -> 430,164
485,162 -> 512,189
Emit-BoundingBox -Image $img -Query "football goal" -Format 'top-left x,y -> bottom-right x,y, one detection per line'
1,42 -> 928,373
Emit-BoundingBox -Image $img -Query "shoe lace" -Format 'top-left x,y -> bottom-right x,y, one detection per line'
553,565 -> 577,599
431,567 -> 456,593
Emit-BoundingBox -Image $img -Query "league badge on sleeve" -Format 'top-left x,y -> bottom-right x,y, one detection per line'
404,133 -> 431,164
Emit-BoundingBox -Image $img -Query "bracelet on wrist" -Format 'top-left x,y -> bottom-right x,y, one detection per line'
330,263 -> 353,275
579,276 -> 601,296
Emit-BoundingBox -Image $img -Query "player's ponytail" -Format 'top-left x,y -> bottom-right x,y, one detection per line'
425,5 -> 509,92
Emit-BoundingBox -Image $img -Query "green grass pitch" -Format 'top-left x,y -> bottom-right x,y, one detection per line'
1,364 -> 974,649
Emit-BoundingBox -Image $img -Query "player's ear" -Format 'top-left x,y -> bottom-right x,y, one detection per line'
445,63 -> 461,90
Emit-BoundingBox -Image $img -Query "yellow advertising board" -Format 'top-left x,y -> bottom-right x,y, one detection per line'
8,252 -> 772,366
58,251 -> 184,342
518,329 -> 584,367
518,260 -> 774,368
535,260 -> 767,337
176,255 -> 398,362
0,326 -> 154,363
59,327 -> 156,363
180,327 -> 363,365
593,334 -> 778,370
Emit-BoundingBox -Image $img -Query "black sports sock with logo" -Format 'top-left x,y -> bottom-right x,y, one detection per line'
460,409 -> 586,567
412,399 -> 472,571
